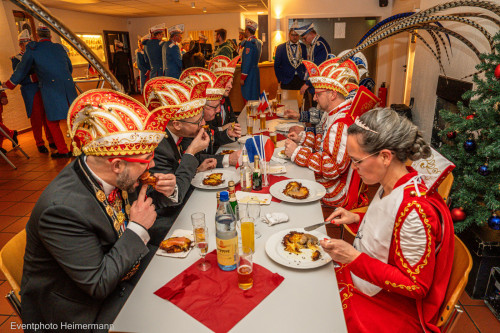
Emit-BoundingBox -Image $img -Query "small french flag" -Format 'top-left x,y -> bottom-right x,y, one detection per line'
235,135 -> 275,168
257,91 -> 269,113
87,63 -> 98,76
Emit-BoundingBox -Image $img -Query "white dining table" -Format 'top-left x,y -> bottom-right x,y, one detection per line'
111,102 -> 347,333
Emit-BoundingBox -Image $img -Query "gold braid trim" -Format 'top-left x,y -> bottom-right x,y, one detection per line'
385,281 -> 420,291
393,201 -> 433,283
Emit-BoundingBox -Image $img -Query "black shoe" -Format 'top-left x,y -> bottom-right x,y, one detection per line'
11,130 -> 18,147
49,143 -> 57,149
37,145 -> 49,153
0,148 -> 6,154
51,152 -> 73,158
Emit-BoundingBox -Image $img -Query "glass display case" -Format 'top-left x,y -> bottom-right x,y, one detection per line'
60,34 -> 106,66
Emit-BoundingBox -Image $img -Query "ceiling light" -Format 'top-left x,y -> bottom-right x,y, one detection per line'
257,12 -> 264,14
191,2 -> 195,8
203,7 -> 207,13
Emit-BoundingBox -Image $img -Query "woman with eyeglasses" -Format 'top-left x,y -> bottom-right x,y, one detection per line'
320,108 -> 454,333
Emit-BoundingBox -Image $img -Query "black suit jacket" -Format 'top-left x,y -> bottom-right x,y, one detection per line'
274,41 -> 307,85
21,156 -> 150,331
180,126 -> 234,168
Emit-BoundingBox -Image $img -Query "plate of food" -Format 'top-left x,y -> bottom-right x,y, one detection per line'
191,168 -> 240,190
273,147 -> 290,160
269,179 -> 326,203
218,149 -> 235,155
275,122 -> 304,133
156,229 -> 194,258
265,228 -> 331,269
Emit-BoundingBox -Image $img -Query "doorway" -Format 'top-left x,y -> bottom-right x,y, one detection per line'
103,30 -> 135,94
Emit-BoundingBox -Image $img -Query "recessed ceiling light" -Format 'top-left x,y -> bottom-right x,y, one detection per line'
257,11 -> 264,14
60,0 -> 100,4
191,2 -> 195,8
203,7 -> 207,13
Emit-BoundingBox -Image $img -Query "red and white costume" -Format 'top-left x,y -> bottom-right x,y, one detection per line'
336,158 -> 455,332
292,99 -> 365,208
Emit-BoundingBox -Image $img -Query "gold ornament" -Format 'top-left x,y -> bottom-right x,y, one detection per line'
117,211 -> 125,224
121,191 -> 128,200
125,204 -> 131,215
106,206 -> 114,217
96,190 -> 106,202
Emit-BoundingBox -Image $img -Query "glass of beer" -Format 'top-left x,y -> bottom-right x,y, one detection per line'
240,217 -> 255,253
246,116 -> 253,135
245,104 -> 251,116
191,212 -> 211,271
259,114 -> 266,130
270,132 -> 277,147
271,100 -> 277,113
277,92 -> 282,104
237,249 -> 253,290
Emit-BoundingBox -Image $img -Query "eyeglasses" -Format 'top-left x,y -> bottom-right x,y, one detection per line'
350,151 -> 379,166
314,89 -> 329,97
177,111 -> 205,126
108,152 -> 155,165
204,103 -> 221,111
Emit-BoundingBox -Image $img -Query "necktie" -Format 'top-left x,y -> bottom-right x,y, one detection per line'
176,137 -> 184,154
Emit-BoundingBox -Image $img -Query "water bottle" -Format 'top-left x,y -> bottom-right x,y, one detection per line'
215,191 -> 238,271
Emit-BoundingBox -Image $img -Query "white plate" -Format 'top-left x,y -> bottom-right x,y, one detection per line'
269,178 -> 326,203
275,122 -> 304,133
156,229 -> 195,258
273,147 -> 290,160
235,191 -> 272,205
265,228 -> 332,269
191,168 -> 240,190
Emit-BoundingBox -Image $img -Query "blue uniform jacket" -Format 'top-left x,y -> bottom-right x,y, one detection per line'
162,40 -> 182,79
306,35 -> 331,93
274,41 -> 307,84
8,40 -> 77,121
241,37 -> 262,101
135,49 -> 150,90
11,54 -> 40,118
142,38 -> 163,78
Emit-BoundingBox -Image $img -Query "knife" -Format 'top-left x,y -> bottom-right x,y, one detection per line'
304,221 -> 331,231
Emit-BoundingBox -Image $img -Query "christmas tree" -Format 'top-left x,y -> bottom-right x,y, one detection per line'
438,31 -> 500,233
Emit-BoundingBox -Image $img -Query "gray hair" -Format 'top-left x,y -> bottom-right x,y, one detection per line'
347,107 -> 431,162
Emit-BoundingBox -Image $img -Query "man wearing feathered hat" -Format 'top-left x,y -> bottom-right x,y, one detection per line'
208,55 -> 240,131
9,29 -> 53,154
295,22 -> 331,108
274,21 -> 308,91
135,34 -> 151,92
3,23 -> 77,158
20,89 -> 177,328
179,67 -> 242,168
143,23 -> 165,78
143,77 -> 213,245
284,57 -> 372,210
240,18 -> 263,102
162,24 -> 184,79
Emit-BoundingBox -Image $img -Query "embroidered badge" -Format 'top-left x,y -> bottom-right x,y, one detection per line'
246,48 -> 250,54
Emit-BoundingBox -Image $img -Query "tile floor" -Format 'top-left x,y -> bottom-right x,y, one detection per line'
0,129 -> 499,332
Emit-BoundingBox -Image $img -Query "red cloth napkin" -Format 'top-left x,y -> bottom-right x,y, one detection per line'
265,113 -> 280,121
260,130 -> 287,142
154,250 -> 284,333
235,175 -> 290,203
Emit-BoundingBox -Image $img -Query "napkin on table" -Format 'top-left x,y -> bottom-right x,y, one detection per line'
263,213 -> 289,226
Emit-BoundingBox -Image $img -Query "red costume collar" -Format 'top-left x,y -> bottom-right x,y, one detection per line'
393,166 -> 419,189
39,38 -> 51,42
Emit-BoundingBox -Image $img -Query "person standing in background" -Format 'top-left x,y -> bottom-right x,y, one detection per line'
213,28 -> 235,59
3,23 -> 76,158
182,40 -> 205,70
143,24 -> 165,79
111,40 -> 132,94
237,28 -> 246,56
274,24 -> 307,91
240,18 -> 262,102
162,24 -> 183,79
295,23 -> 331,109
181,39 -> 190,55
11,29 -> 53,154
135,34 -> 150,93
198,34 -> 213,61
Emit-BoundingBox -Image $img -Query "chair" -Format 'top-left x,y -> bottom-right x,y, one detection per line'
0,229 -> 26,316
437,235 -> 473,332
0,126 -> 30,170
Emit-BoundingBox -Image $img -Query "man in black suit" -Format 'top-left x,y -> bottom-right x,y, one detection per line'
210,76 -> 238,130
199,34 -> 213,61
21,90 -> 176,331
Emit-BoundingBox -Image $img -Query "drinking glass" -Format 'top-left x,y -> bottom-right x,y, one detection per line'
242,199 -> 261,239
240,217 -> 255,253
259,114 -> 266,130
261,161 -> 269,187
191,212 -> 211,271
270,132 -> 277,147
237,249 -> 254,290
246,115 -> 254,135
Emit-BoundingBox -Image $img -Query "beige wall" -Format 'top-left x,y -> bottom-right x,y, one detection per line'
0,2 -> 127,132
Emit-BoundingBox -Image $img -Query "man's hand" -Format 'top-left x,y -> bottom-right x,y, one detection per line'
129,185 -> 157,230
197,158 -> 217,172
284,109 -> 299,120
153,173 -> 176,197
288,125 -> 303,136
300,83 -> 308,95
240,79 -> 245,86
228,150 -> 242,166
185,129 -> 210,155
287,131 -> 300,144
320,238 -> 361,264
284,139 -> 298,158
227,123 -> 242,138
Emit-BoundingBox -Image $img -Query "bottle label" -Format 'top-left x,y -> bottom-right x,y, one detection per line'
245,172 -> 252,190
216,236 -> 238,267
